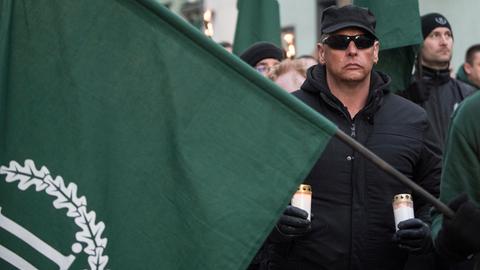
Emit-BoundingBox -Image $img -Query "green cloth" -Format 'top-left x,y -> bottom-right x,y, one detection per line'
457,65 -> 469,84
0,1 -> 337,269
354,0 -> 422,92
233,0 -> 282,55
431,91 -> 480,237
456,65 -> 480,91
376,46 -> 418,93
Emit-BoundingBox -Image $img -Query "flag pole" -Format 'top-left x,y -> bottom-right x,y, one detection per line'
335,129 -> 455,219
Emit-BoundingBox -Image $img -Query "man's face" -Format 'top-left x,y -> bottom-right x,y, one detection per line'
465,51 -> 480,88
254,58 -> 280,76
421,27 -> 453,69
317,28 -> 379,83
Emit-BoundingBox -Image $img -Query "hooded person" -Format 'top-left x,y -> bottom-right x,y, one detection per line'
248,5 -> 441,270
456,44 -> 480,91
399,13 -> 474,153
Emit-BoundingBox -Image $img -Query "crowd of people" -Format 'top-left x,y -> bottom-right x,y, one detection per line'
221,4 -> 480,270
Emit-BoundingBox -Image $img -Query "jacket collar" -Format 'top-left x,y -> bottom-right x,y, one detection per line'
418,65 -> 451,85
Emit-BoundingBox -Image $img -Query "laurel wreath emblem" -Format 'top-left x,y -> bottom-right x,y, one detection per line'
0,159 -> 109,270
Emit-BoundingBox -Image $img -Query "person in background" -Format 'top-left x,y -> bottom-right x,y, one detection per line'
456,44 -> 480,90
297,54 -> 319,69
267,57 -> 317,92
250,5 -> 441,270
239,41 -> 284,77
399,13 -> 474,152
431,91 -> 480,270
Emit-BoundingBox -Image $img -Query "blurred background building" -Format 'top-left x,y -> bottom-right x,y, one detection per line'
158,0 -> 479,73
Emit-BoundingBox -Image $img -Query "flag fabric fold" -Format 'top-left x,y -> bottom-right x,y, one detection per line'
0,0 -> 336,269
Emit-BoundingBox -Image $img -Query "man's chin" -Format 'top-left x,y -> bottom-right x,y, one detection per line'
437,54 -> 452,64
341,72 -> 368,82
341,77 -> 369,84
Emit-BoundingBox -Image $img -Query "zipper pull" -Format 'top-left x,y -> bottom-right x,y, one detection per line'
350,123 -> 356,138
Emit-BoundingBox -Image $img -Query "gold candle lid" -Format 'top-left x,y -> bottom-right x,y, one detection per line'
296,184 -> 312,194
393,193 -> 412,203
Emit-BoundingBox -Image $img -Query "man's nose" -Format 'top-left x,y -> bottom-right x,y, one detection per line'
439,34 -> 450,45
346,40 -> 358,55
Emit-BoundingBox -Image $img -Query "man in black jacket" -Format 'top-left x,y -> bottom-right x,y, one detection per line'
250,5 -> 441,270
399,13 -> 474,152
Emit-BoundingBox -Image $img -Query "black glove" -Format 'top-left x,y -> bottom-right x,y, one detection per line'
435,194 -> 480,260
268,205 -> 311,243
393,218 -> 432,254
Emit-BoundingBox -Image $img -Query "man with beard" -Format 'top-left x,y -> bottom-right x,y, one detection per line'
399,13 -> 474,152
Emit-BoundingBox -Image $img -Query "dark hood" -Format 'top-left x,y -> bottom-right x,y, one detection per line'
456,65 -> 469,84
456,65 -> 478,89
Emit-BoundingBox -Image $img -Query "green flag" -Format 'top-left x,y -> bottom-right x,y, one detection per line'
355,0 -> 422,92
233,0 -> 282,55
0,0 -> 336,269
431,91 -> 480,237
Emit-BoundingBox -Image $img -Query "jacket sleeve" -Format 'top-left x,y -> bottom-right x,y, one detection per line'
412,119 -> 442,223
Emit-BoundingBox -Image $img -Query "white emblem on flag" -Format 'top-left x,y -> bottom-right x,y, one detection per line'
0,159 -> 109,270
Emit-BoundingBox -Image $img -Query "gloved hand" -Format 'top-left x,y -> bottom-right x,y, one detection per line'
435,194 -> 480,260
268,205 -> 311,243
393,218 -> 432,254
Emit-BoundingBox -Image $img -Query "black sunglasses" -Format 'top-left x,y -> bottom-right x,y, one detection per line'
322,34 -> 376,50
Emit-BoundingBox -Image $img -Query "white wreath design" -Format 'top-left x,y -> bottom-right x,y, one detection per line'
0,159 -> 109,270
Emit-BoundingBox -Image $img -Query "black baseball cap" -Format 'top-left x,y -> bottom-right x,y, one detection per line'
320,5 -> 377,39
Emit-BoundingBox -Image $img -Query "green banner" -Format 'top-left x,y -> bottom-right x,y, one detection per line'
354,0 -> 422,49
233,0 -> 282,55
376,46 -> 418,93
355,0 -> 422,92
0,0 -> 336,269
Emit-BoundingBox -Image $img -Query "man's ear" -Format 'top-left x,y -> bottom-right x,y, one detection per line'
317,43 -> 326,64
373,40 -> 380,64
464,63 -> 473,75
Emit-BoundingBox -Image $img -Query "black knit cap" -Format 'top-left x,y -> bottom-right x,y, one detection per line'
320,5 -> 377,39
421,13 -> 452,40
239,42 -> 284,67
